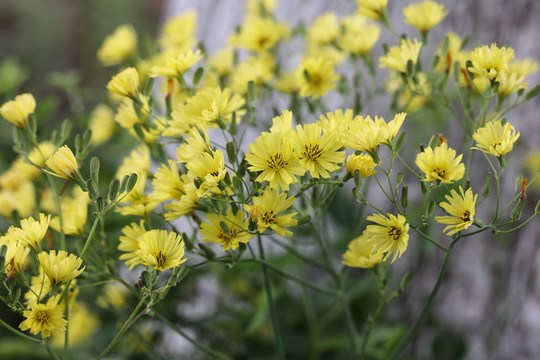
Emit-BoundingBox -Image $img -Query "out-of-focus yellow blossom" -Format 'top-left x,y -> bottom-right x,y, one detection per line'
342,232 -> 383,268
24,269 -> 52,305
114,95 -> 152,137
177,86 -> 246,127
0,171 -> 35,218
13,213 -> 51,252
12,141 -> 56,180
416,142 -> 465,183
386,71 -> 430,112
339,14 -> 381,56
136,230 -> 187,271
19,298 -> 67,339
356,0 -> 388,20
306,43 -> 346,66
365,213 -> 409,263
50,188 -> 90,235
118,220 -> 147,269
159,11 -> 198,53
245,188 -> 298,237
0,93 -> 36,128
497,72 -> 527,98
508,58 -> 539,78
164,184 -> 199,220
472,120 -> 520,158
274,71 -> 302,94
435,186 -> 477,235
186,150 -> 227,197
176,125 -> 211,163
106,67 -> 140,99
403,1 -> 448,33
116,190 -> 158,218
88,104 -> 116,146
468,43 -> 515,80
97,283 -> 129,310
0,228 -> 30,275
52,302 -> 99,348
435,32 -> 467,73
150,49 -> 203,78
295,57 -> 339,99
116,144 -> 151,197
346,154 -> 377,177
246,0 -> 277,16
38,250 -> 84,286
524,150 -> 540,192
44,145 -> 80,180
379,38 -> 422,73
308,13 -> 340,46
206,47 -> 236,77
230,55 -> 276,94
97,24 -> 137,67
201,207 -> 253,251
229,17 -> 288,53
246,131 -> 306,191
291,123 -> 346,179
319,109 -> 356,146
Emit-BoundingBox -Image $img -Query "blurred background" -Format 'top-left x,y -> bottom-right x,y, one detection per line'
1,0 -> 539,359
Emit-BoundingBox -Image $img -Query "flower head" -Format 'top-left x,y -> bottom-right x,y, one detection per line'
379,38 -> 422,73
45,145 -> 80,180
346,154 -> 377,177
118,220 -> 147,269
415,142 -> 465,183
186,150 -> 227,197
246,131 -> 306,191
338,15 -> 381,55
150,49 -> 204,78
356,0 -> 388,20
0,93 -> 36,128
201,208 -> 254,251
14,213 -> 51,251
295,57 -> 340,99
135,230 -> 187,271
291,122 -> 346,179
364,213 -> 409,262
472,120 -> 520,158
342,232 -> 383,268
38,250 -> 84,286
89,104 -> 116,146
228,16 -> 288,52
245,188 -> 298,237
468,43 -> 515,80
19,298 -> 67,338
435,186 -> 477,235
97,24 -> 137,66
106,67 -> 140,98
403,1 -> 448,33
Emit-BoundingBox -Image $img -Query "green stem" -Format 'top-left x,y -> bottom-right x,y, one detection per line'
411,226 -> 449,251
97,296 -> 147,360
498,213 -> 538,233
153,311 -> 233,360
257,235 -> 285,359
338,276 -> 359,357
44,339 -> 61,360
0,317 -> 42,344
388,236 -> 459,359
80,215 -> 101,258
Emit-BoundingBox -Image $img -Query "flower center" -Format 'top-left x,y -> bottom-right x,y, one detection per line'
260,210 -> 277,224
219,227 -> 238,244
459,210 -> 471,222
433,167 -> 446,178
35,310 -> 49,324
154,250 -> 168,268
310,72 -> 323,86
303,143 -> 323,161
266,153 -> 287,171
387,226 -> 402,241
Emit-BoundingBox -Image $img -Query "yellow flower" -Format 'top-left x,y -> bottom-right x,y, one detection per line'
415,142 -> 465,183
38,250 -> 84,285
245,188 -> 298,237
88,104 -> 116,146
468,43 -> 515,80
19,298 -> 67,338
307,12 -> 340,46
44,145 -> 80,180
435,186 -> 477,236
365,213 -> 409,263
0,172 -> 35,218
295,57 -> 340,99
151,160 -> 186,203
97,24 -> 137,66
52,302 -> 99,347
269,110 -> 294,137
379,38 -> 422,73
24,269 -> 52,305
186,150 -> 228,197
206,47 -> 235,77
0,227 -> 30,275
179,87 -> 246,127
150,49 -> 204,78
135,230 -> 187,271
13,213 -> 51,251
164,184 -> 199,220
106,67 -> 140,98
229,55 -> 275,95
496,72 -> 527,98
472,120 -> 520,158
508,58 -> 539,78
0,93 -> 36,128
12,141 -> 56,180
376,112 -> 407,145
175,125 -> 212,163
246,131 -> 306,191
201,208 -> 253,251
338,14 -> 381,55
97,283 -> 129,310
228,16 -> 288,53
246,0 -> 277,16
159,11 -> 198,52
342,232 -> 383,268
403,1 -> 448,33
356,0 -> 388,20
50,188 -> 90,235
118,220 -> 147,269
319,109 -> 356,146
291,122 -> 346,179
346,154 -> 377,177
345,116 -> 385,156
